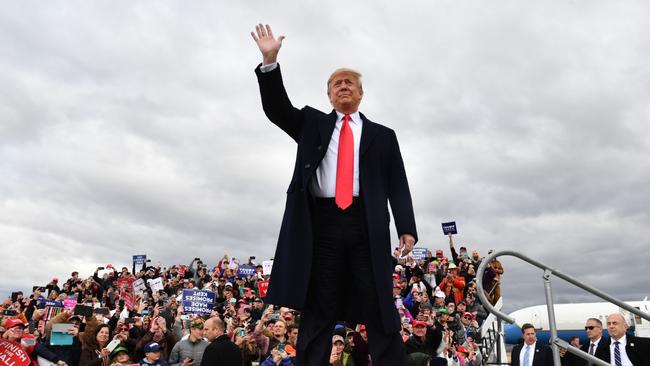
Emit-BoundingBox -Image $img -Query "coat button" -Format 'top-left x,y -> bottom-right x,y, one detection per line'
305,163 -> 311,169
317,145 -> 322,151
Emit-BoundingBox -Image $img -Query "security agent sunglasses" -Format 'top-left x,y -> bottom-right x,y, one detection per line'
584,326 -> 600,330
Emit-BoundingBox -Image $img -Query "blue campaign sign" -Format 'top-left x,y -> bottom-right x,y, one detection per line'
441,221 -> 458,235
45,300 -> 63,308
412,248 -> 429,261
182,289 -> 215,315
133,255 -> 147,265
236,265 -> 256,278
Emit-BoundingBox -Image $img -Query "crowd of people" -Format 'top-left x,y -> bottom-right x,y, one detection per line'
1,235 -> 500,366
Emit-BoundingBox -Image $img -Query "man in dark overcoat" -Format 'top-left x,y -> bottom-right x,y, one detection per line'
251,24 -> 418,366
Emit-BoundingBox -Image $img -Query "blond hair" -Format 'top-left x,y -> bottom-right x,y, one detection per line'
327,68 -> 363,93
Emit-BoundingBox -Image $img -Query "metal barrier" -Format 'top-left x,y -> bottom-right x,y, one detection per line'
476,250 -> 650,366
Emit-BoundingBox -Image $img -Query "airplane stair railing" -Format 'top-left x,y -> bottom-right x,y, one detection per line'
475,250 -> 650,366
477,297 -> 507,366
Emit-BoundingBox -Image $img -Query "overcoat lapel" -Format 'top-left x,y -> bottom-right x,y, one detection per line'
359,112 -> 378,156
318,110 -> 338,151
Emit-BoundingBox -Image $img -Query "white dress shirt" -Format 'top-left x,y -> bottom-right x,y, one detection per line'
519,343 -> 535,366
310,111 -> 361,197
260,62 -> 362,198
610,335 -> 633,366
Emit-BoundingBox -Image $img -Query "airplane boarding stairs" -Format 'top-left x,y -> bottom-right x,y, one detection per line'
474,250 -> 650,366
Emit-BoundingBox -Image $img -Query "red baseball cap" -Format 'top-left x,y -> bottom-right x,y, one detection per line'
412,320 -> 427,327
4,318 -> 27,329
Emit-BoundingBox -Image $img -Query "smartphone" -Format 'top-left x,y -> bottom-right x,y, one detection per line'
229,298 -> 237,303
158,299 -> 164,307
125,318 -> 135,324
11,292 -> 20,303
187,359 -> 194,363
268,313 -> 280,321
21,338 -> 36,347
119,300 -> 125,308
97,267 -> 105,270
3,309 -> 18,316
278,343 -> 285,352
106,339 -> 121,352
239,328 -> 245,337
180,315 -> 190,320
73,305 -> 93,317
142,309 -> 149,315
94,308 -> 110,315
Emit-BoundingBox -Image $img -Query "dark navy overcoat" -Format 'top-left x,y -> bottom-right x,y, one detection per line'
255,64 -> 418,333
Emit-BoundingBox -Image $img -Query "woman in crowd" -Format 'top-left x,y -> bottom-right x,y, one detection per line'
79,324 -> 111,366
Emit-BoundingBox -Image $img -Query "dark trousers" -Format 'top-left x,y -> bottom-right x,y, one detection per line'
295,198 -> 407,366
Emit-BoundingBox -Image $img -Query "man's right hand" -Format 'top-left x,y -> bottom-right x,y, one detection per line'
250,24 -> 284,65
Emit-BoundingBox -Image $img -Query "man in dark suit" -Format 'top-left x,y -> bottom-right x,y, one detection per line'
251,24 -> 418,366
511,323 -> 553,366
581,318 -> 610,365
200,317 -> 242,366
606,313 -> 650,366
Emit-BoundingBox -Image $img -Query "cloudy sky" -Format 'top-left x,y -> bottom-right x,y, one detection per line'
1,1 -> 649,312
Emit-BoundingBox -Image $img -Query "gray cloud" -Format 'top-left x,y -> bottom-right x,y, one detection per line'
1,1 -> 649,313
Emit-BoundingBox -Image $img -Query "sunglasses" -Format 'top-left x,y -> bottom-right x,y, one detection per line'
584,326 -> 599,330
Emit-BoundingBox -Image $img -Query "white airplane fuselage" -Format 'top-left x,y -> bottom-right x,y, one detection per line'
504,300 -> 650,344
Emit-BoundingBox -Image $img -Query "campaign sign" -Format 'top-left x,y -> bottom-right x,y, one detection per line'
262,260 -> 274,276
44,300 -> 63,308
115,277 -> 135,291
63,297 -> 77,310
147,278 -> 164,292
132,255 -> 146,265
237,265 -> 255,278
441,221 -> 458,235
0,338 -> 31,366
132,279 -> 147,294
182,289 -> 215,315
121,292 -> 136,310
257,280 -> 269,298
412,248 -> 429,261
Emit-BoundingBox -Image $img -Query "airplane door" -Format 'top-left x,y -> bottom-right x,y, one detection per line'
532,310 -> 543,329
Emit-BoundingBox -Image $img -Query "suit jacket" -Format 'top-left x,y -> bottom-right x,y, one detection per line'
200,335 -> 242,366
624,335 -> 650,366
580,337 -> 610,365
255,64 -> 417,333
511,342 -> 553,366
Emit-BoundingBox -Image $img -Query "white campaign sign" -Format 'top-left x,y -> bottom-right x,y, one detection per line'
262,260 -> 274,276
147,277 -> 164,292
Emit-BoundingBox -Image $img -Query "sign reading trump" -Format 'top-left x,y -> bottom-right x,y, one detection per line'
441,221 -> 458,235
182,290 -> 215,315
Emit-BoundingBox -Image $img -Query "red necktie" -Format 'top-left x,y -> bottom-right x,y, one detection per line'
335,114 -> 354,209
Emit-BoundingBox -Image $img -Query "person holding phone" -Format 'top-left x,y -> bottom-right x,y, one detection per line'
135,316 -> 177,361
168,318 -> 208,366
79,324 -> 112,366
405,320 -> 443,362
